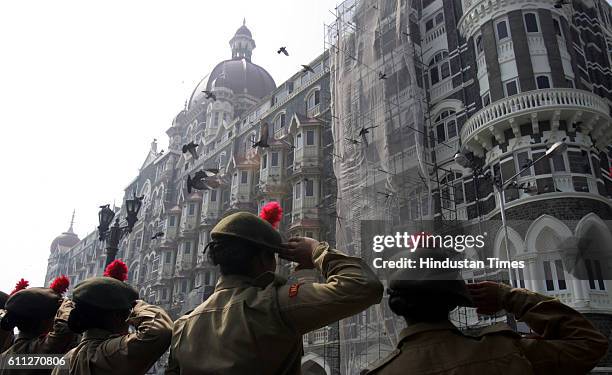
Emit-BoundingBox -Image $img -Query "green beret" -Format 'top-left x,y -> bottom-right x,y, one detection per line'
0,291 -> 8,309
4,288 -> 61,320
211,212 -> 282,250
72,277 -> 139,310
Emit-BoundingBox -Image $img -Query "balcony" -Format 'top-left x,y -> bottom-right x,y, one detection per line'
461,89 -> 611,156
458,0 -> 572,38
424,23 -> 446,45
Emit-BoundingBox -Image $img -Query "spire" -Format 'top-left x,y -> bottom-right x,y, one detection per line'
230,21 -> 255,61
68,210 -> 75,233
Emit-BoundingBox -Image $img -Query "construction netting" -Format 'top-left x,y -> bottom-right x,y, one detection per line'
327,0 -> 432,372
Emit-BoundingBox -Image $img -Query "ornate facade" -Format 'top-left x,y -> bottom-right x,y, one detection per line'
44,0 -> 612,372
45,23 -> 336,374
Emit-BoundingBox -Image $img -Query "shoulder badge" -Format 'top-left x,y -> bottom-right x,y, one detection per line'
288,283 -> 301,298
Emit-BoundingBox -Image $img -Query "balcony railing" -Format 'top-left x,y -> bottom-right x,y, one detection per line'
461,89 -> 610,148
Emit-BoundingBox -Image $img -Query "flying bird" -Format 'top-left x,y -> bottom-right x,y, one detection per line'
182,141 -> 199,159
202,90 -> 217,101
301,64 -> 315,73
277,47 -> 289,56
358,125 -> 378,145
345,138 -> 361,145
378,72 -> 387,80
186,169 -> 219,194
151,231 -> 164,240
252,123 -> 270,148
377,191 -> 394,203
279,139 -> 296,149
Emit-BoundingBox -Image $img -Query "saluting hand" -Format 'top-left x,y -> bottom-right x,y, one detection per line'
467,281 -> 504,315
277,237 -> 319,270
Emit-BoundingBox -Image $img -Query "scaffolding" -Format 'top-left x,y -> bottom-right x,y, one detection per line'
325,0 -> 485,372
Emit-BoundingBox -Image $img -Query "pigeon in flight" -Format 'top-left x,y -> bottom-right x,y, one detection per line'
358,126 -> 378,145
378,72 -> 387,80
186,169 -> 219,194
277,47 -> 289,56
279,139 -> 296,149
252,123 -> 270,148
151,231 -> 164,240
345,138 -> 360,145
202,90 -> 217,101
182,141 -> 199,160
301,64 -> 315,73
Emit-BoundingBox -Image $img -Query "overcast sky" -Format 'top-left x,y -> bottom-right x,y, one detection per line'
0,1 -> 336,293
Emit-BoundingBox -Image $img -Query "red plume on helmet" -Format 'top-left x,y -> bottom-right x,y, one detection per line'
50,275 -> 70,295
259,201 -> 282,229
10,278 -> 29,295
104,259 -> 129,281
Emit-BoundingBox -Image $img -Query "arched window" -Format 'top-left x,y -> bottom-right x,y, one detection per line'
536,75 -> 551,89
273,112 -> 286,133
433,109 -> 457,144
306,89 -> 320,110
524,12 -> 540,33
428,51 -> 450,86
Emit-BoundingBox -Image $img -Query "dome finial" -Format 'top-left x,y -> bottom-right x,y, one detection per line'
230,21 -> 255,61
68,209 -> 75,233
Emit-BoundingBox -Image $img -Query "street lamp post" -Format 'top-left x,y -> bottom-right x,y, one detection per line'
456,141 -> 568,285
98,194 -> 144,267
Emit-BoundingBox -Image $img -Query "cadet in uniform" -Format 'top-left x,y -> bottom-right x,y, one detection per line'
166,210 -> 383,374
365,248 -> 608,374
51,260 -> 173,375
0,277 -> 76,375
0,291 -> 13,352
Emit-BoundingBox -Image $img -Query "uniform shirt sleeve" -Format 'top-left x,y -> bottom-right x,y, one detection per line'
0,309 -> 14,352
278,242 -> 383,334
29,298 -> 77,355
98,300 -> 173,372
500,285 -> 609,374
164,317 -> 186,375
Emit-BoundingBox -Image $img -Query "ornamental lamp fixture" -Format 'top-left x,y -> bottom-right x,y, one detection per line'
97,204 -> 115,241
125,194 -> 144,233
545,141 -> 568,157
454,152 -> 471,169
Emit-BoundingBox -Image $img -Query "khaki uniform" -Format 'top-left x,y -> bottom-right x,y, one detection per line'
0,299 -> 77,375
166,242 -> 383,375
51,300 -> 172,375
0,329 -> 12,354
366,285 -> 608,375
0,311 -> 13,353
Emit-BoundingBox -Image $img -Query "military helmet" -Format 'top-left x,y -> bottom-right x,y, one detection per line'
211,211 -> 282,250
72,276 -> 139,310
388,248 -> 473,308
